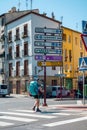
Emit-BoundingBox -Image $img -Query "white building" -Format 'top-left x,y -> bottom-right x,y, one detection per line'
0,8 -> 62,94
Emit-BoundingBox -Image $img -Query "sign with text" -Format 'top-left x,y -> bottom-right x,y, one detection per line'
35,27 -> 62,34
37,61 -> 63,66
35,55 -> 62,61
34,41 -> 62,48
34,48 -> 62,54
34,34 -> 62,41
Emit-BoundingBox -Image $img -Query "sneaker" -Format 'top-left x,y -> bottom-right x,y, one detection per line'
32,106 -> 36,111
36,108 -> 41,112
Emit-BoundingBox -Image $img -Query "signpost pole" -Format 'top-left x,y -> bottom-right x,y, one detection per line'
43,39 -> 47,106
83,71 -> 85,105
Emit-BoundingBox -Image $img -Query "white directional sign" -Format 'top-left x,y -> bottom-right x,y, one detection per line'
34,41 -> 62,48
35,27 -> 62,34
34,34 -> 62,41
34,48 -> 62,54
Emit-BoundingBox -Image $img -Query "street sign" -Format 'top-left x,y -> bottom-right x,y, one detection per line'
34,41 -> 62,48
82,21 -> 87,34
79,57 -> 87,71
34,34 -> 62,41
35,55 -> 62,61
35,27 -> 62,34
34,48 -> 62,54
81,34 -> 87,51
55,74 -> 66,77
37,61 -> 63,66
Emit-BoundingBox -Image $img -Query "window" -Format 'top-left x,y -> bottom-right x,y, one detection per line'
69,50 -> 72,62
22,24 -> 28,37
65,64 -> 68,72
16,45 -> 20,57
52,80 -> 57,86
9,63 -> 12,76
24,42 -> 28,56
15,28 -> 20,40
16,61 -> 20,76
52,66 -> 56,70
24,60 -> 28,75
8,47 -> 12,60
75,37 -> 78,45
1,17 -> 5,26
8,31 -> 12,42
63,33 -> 66,41
80,40 -> 83,49
80,52 -> 83,57
68,35 -> 71,43
64,49 -> 68,62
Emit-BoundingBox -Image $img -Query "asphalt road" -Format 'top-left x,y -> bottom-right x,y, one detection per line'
0,94 -> 87,130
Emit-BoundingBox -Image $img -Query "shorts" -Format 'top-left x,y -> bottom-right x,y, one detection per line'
32,95 -> 39,99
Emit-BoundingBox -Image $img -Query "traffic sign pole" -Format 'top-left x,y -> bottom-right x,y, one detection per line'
83,71 -> 85,105
43,38 -> 47,106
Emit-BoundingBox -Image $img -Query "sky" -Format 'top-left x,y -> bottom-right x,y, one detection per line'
0,0 -> 87,32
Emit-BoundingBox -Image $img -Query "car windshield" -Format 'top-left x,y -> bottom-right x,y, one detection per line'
1,85 -> 7,89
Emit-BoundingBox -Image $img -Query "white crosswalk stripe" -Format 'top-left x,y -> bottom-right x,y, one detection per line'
0,121 -> 14,126
43,116 -> 87,127
0,116 -> 37,122
0,111 -> 56,119
0,109 -> 75,128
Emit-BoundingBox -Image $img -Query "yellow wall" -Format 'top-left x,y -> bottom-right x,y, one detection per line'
62,26 -> 87,89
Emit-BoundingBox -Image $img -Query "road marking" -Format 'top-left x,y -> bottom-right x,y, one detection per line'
43,116 -> 87,127
0,116 -> 37,122
15,110 -> 35,113
52,113 -> 70,115
0,121 -> 14,126
16,110 -> 70,116
0,112 -> 56,119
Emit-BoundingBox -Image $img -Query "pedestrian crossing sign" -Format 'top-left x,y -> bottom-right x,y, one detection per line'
79,57 -> 87,71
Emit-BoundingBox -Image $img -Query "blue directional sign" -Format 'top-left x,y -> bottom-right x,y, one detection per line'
79,57 -> 87,71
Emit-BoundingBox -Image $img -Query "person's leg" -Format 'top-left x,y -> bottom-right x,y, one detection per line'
33,97 -> 41,112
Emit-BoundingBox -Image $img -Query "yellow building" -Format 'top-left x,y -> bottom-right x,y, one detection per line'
62,26 -> 87,90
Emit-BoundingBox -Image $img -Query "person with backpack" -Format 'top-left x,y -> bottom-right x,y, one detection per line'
27,78 -> 44,112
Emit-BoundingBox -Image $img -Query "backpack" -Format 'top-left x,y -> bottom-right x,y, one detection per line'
28,81 -> 38,96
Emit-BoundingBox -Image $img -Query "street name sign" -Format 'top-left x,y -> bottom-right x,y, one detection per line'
35,27 -> 62,34
37,61 -> 63,66
55,74 -> 66,77
34,34 -> 62,41
34,41 -> 62,48
35,55 -> 62,61
34,48 -> 62,54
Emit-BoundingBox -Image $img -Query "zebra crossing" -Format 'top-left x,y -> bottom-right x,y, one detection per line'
0,109 -> 86,128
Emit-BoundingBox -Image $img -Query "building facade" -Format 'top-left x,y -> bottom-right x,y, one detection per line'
62,26 -> 87,91
0,8 -> 62,94
0,7 -> 87,94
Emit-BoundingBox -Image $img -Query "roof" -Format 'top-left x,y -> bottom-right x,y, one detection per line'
0,9 -> 61,25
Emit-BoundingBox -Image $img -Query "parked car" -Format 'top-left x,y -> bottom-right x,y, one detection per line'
0,84 -> 10,97
52,86 -> 70,98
